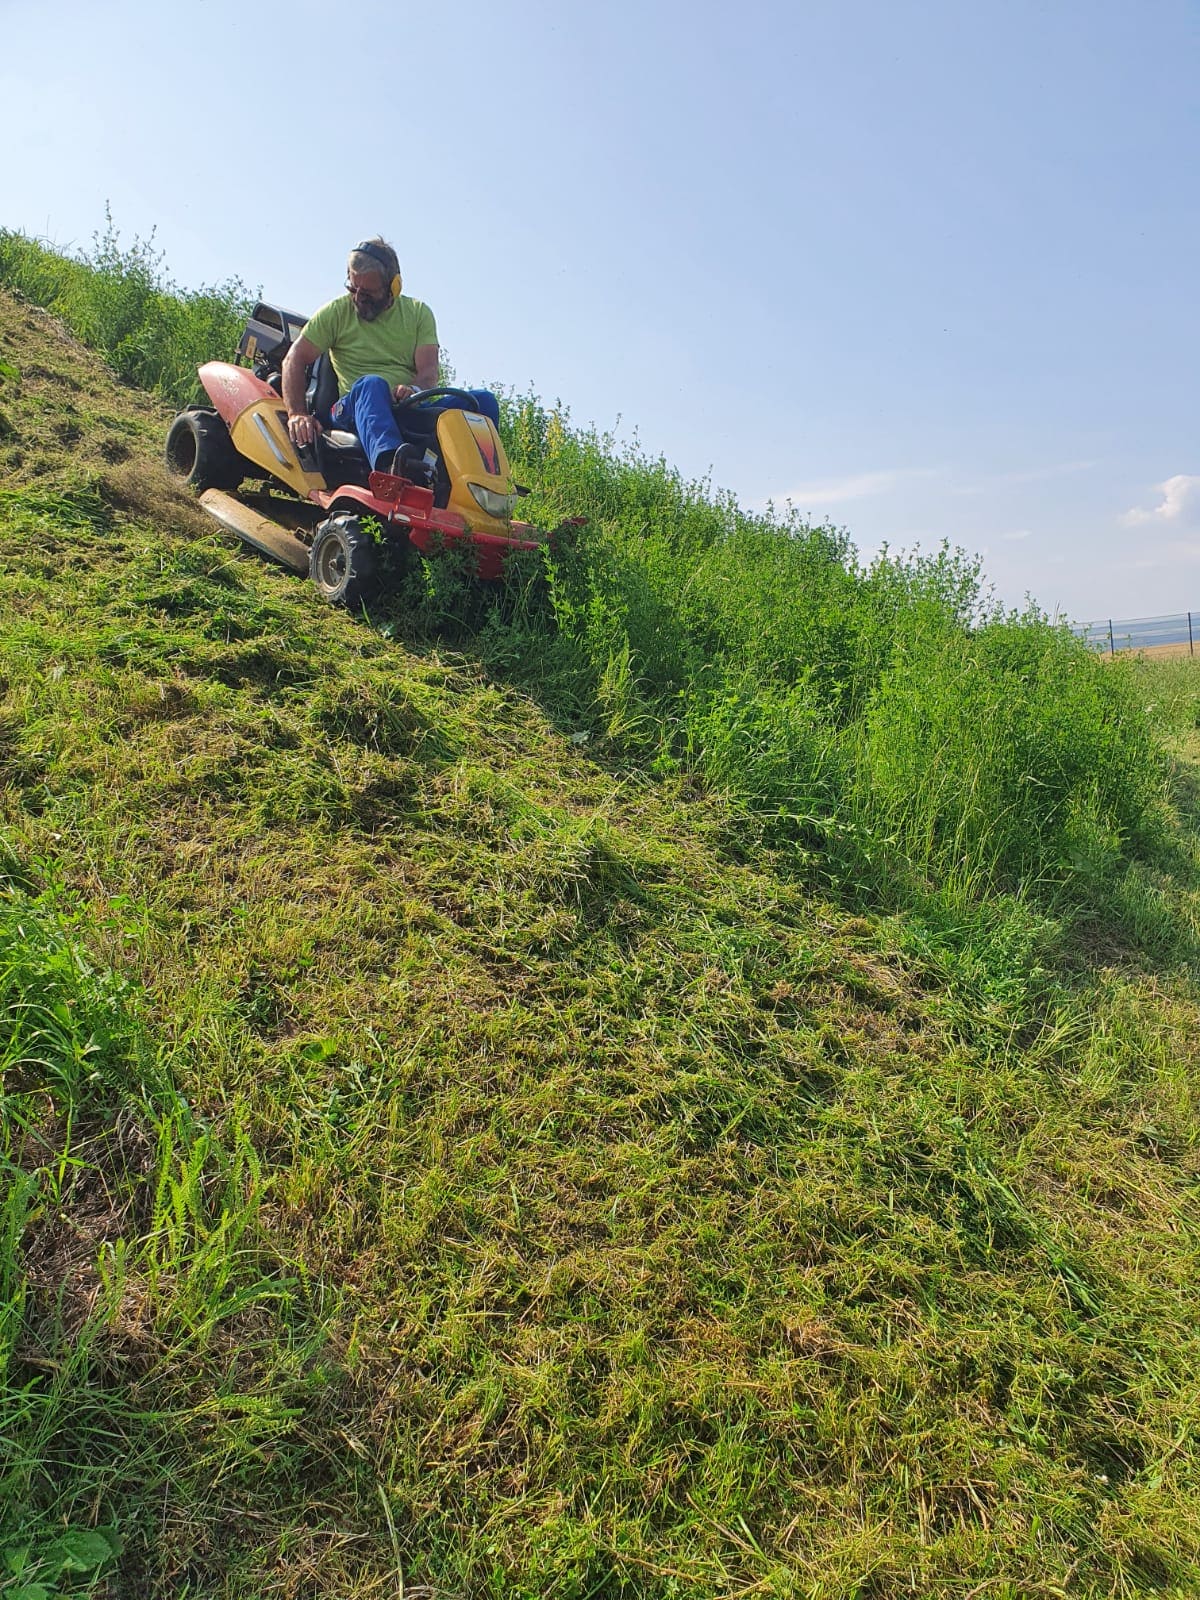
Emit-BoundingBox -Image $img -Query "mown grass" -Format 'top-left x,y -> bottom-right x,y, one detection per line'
0,235 -> 1199,1597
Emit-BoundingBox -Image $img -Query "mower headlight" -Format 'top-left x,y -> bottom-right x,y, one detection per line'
467,482 -> 517,520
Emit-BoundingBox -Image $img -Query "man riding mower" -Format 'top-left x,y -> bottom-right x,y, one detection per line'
165,237 -> 572,606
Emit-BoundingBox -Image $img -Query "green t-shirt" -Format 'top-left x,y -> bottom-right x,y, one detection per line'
301,293 -> 438,396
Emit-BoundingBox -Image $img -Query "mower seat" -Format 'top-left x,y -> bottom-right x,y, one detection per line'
307,355 -> 341,429
303,355 -> 371,484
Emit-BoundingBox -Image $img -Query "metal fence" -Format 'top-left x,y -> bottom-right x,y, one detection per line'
1079,612 -> 1200,656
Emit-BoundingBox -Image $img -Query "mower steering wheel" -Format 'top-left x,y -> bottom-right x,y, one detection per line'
394,386 -> 480,413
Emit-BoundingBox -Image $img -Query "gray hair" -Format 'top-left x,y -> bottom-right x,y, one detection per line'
347,237 -> 400,288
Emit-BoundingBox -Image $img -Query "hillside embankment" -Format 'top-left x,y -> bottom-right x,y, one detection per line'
2,280 -> 1200,1599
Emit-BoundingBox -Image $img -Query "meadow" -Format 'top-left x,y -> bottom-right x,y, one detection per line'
1,223 -> 1198,1598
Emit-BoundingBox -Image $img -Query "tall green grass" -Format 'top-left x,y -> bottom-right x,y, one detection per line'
0,212 -> 250,405
483,398 -> 1165,946
0,222 -> 1170,960
0,871 -> 306,1597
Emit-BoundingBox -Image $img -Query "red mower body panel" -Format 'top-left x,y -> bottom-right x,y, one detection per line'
317,473 -> 543,581
199,361 -> 277,429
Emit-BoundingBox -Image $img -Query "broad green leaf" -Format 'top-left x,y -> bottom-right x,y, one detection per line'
3,1545 -> 31,1575
45,1527 -> 119,1573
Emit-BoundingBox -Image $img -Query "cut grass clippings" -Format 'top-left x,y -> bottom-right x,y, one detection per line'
0,263 -> 1199,1598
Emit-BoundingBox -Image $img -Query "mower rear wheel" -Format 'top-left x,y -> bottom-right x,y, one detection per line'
165,408 -> 245,493
309,514 -> 379,609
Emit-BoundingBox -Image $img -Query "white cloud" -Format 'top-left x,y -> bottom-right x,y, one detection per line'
951,460 -> 1096,496
1123,474 -> 1200,527
1003,528 -> 1034,541
760,466 -> 939,508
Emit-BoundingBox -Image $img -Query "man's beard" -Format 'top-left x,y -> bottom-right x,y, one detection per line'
354,295 -> 390,322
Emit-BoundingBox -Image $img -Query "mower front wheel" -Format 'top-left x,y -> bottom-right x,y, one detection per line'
165,408 -> 244,493
309,514 -> 379,609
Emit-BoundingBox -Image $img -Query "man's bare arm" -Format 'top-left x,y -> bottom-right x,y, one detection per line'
282,335 -> 323,446
395,345 -> 440,401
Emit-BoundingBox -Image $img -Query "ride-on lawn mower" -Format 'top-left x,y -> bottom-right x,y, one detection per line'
165,301 -> 571,606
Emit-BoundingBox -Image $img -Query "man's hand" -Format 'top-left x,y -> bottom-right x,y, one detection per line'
393,383 -> 419,403
287,412 -> 323,448
281,334 -> 323,450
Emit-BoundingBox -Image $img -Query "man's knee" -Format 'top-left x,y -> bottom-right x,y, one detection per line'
350,374 -> 392,405
470,388 -> 500,426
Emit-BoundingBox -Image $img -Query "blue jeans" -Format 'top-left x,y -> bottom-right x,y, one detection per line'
330,376 -> 501,468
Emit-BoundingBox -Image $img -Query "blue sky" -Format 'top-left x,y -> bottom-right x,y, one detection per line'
2,0 -> 1196,623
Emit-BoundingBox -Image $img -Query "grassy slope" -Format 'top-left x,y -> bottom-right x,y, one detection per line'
1,286 -> 1200,1599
